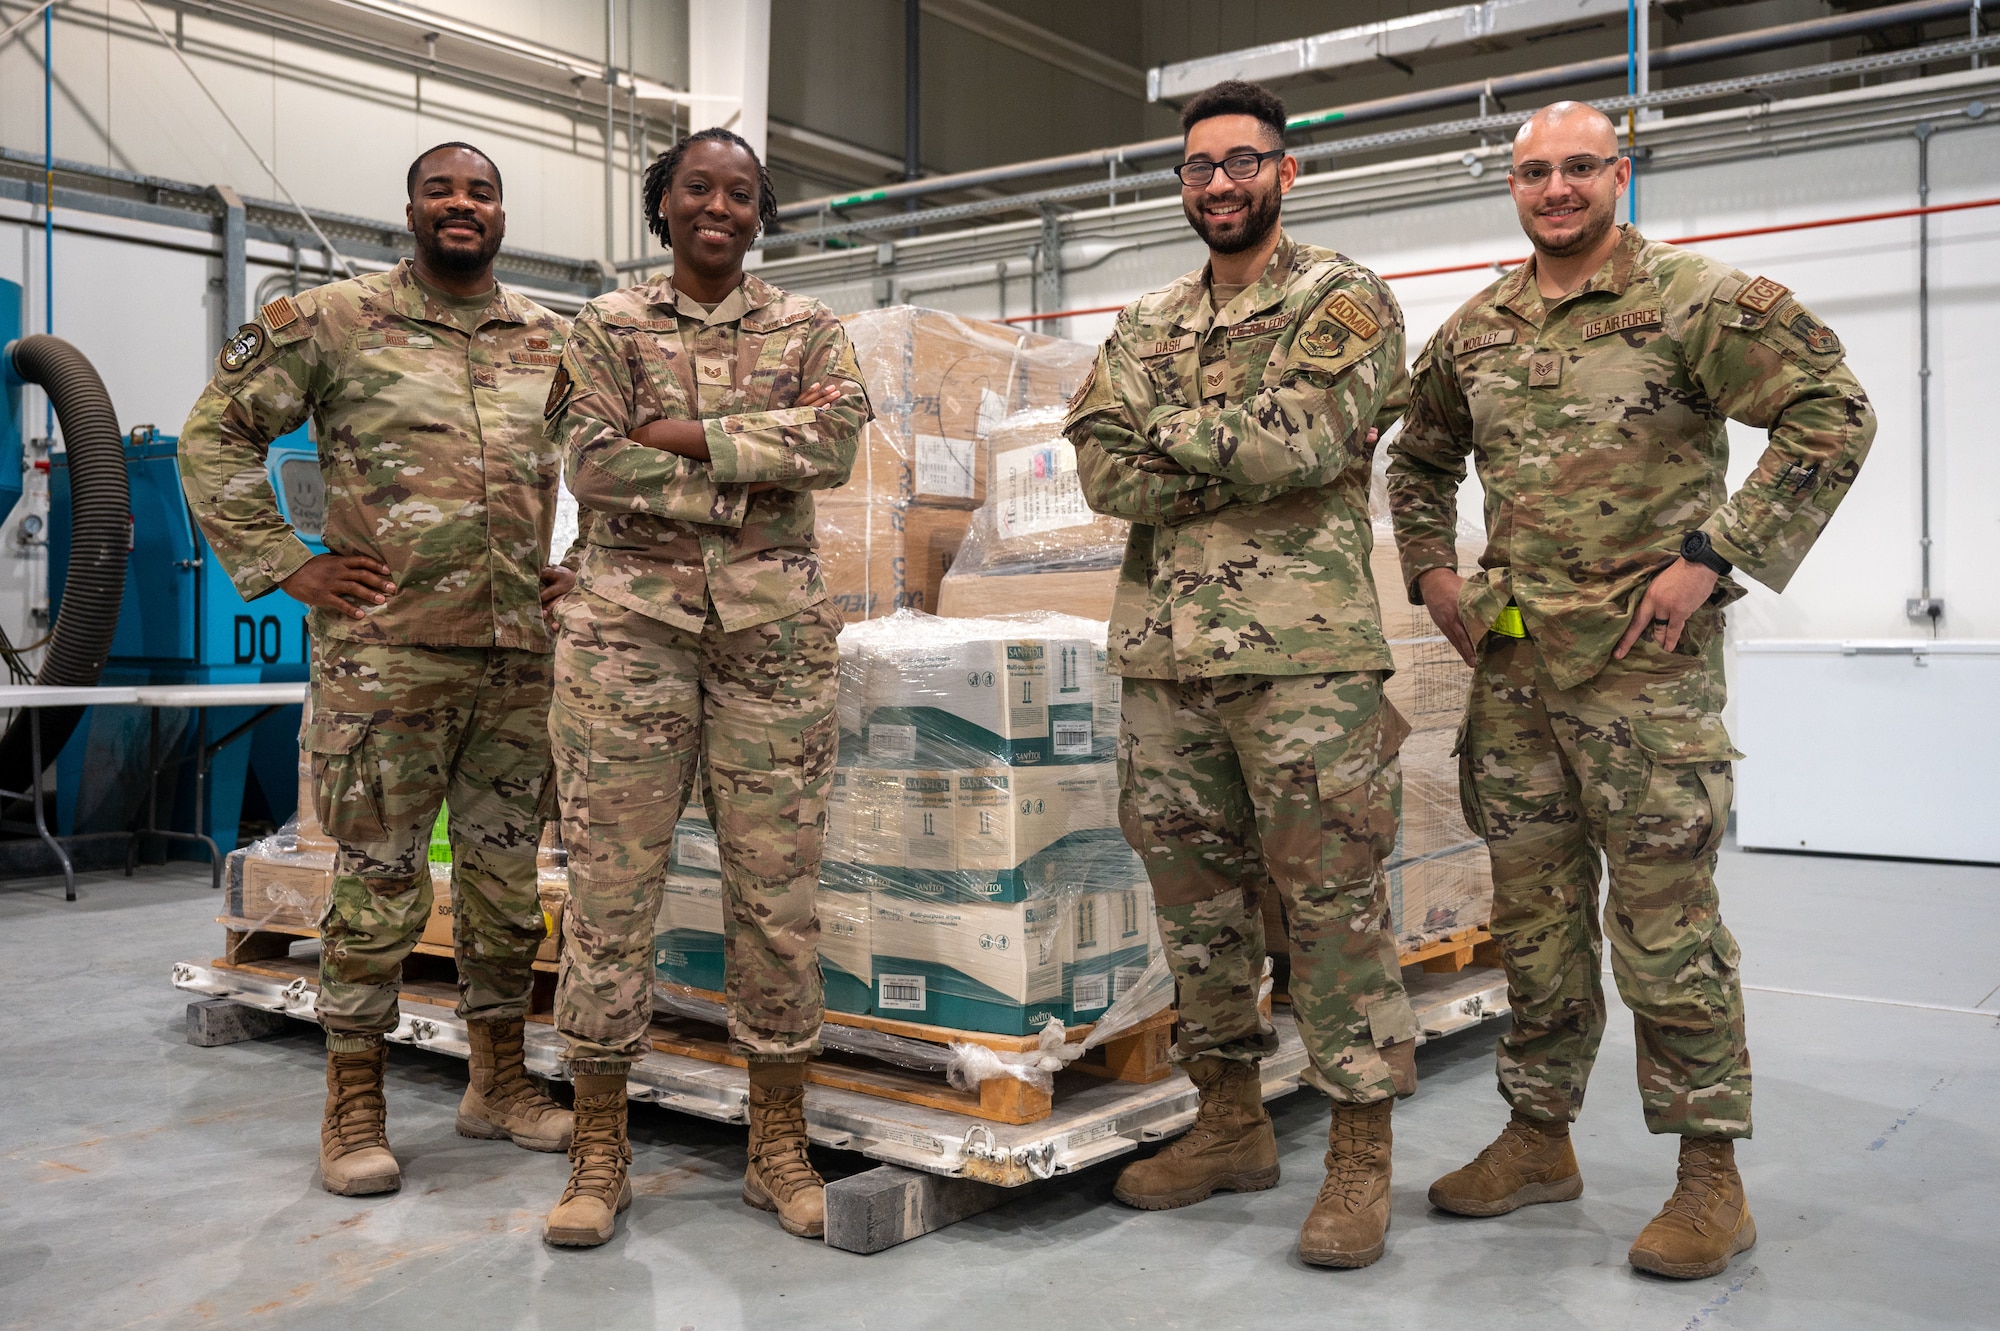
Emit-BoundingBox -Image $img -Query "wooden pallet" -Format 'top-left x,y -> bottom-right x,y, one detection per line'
1400,926 -> 1501,974
218,917 -> 561,975
207,924 -> 1174,1127
650,983 -> 1176,1126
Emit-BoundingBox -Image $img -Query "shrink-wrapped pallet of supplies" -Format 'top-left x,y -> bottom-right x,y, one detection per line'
819,309 -> 1095,621
936,406 -> 1128,620
825,609 -> 1157,1035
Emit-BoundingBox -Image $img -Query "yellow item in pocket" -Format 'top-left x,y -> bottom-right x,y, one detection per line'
1491,605 -> 1527,639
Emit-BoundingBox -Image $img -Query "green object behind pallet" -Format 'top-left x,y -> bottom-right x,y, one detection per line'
429,804 -> 451,863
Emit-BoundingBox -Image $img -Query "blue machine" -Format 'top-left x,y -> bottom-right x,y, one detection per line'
46,426 -> 324,848
1,275 -> 323,848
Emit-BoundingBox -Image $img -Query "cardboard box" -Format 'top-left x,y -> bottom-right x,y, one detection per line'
869,891 -> 1068,1035
820,889 -> 872,1015
844,307 -> 1096,510
936,567 -> 1119,621
233,851 -> 333,928
817,493 -> 971,621
840,624 -> 1109,768
1066,880 -> 1156,1020
653,872 -> 726,991
420,862 -> 565,964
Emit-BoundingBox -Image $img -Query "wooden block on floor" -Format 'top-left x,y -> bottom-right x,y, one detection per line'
823,1165 -> 1027,1254
1421,942 -> 1476,973
186,998 -> 290,1047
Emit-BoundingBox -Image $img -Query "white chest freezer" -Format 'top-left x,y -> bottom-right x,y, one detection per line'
1733,640 -> 2000,865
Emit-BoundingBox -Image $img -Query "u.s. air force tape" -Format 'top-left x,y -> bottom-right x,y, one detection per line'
218,322 -> 265,373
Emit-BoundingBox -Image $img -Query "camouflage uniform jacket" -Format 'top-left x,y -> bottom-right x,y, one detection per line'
1065,232 -> 1406,681
179,260 -> 573,650
548,270 -> 871,633
1388,224 -> 1875,690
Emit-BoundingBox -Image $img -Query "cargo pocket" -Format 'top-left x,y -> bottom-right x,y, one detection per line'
1630,717 -> 1743,863
797,708 -> 839,863
303,712 -> 385,844
1450,709 -> 1489,842
1312,697 -> 1412,896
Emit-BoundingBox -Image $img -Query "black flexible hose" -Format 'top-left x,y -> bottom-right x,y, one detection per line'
0,335 -> 127,811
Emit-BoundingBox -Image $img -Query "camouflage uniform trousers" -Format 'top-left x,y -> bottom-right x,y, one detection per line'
1460,624 -> 1750,1138
550,586 -> 841,1074
1119,671 -> 1419,1104
305,639 -> 555,1051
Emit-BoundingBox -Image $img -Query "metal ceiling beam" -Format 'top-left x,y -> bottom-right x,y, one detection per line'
762,31 -> 2000,249
920,0 -> 1145,98
778,0 -> 1981,221
1149,0 -> 1633,103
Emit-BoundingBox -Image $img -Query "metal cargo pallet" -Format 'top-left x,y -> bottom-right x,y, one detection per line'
170,959 -> 1506,1252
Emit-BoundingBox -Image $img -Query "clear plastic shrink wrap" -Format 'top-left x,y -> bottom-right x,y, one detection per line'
1371,439 -> 1494,949
816,308 -> 1095,621
821,609 -> 1158,1037
949,406 -> 1129,578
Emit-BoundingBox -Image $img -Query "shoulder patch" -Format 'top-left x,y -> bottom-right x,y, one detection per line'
1735,276 -> 1790,315
1325,292 -> 1381,341
543,360 -> 574,421
1298,321 -> 1346,361
1065,363 -> 1098,417
260,295 -> 300,330
218,322 -> 265,374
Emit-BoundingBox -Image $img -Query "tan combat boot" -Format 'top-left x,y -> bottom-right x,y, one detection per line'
544,1072 -> 633,1248
1113,1056 -> 1279,1209
742,1061 -> 826,1238
457,1017 -> 574,1152
319,1042 -> 401,1197
1298,1098 -> 1394,1268
1429,1110 -> 1583,1217
1628,1137 -> 1757,1279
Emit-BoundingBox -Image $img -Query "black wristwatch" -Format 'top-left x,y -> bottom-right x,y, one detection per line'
1680,530 -> 1733,576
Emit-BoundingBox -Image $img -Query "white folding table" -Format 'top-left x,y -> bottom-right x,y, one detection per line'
130,683 -> 309,892
0,685 -> 143,900
0,682 -> 308,899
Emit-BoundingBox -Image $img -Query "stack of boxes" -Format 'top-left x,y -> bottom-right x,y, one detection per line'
651,803 -> 877,1017
819,308 -> 1096,621
825,611 -> 1155,1035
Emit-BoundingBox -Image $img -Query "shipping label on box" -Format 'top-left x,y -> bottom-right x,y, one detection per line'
992,438 -> 1096,540
869,892 -> 1067,1035
914,434 -> 979,503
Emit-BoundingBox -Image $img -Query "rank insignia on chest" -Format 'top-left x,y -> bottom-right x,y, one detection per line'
1298,320 -> 1345,360
218,322 -> 266,373
543,361 -> 574,420
1528,353 -> 1562,388
1200,363 -> 1227,397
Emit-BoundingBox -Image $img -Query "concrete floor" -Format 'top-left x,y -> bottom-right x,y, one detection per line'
1,845 -> 1995,1331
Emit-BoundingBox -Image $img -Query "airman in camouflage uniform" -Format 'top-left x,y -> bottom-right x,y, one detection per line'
1066,79 -> 1416,1269
1390,101 -> 1875,1279
540,128 -> 872,1249
180,144 -> 577,1198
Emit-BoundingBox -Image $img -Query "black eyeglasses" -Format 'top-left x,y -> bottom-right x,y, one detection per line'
1508,155 -> 1622,188
1175,149 -> 1285,187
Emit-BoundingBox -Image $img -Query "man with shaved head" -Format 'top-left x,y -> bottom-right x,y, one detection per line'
1389,101 -> 1874,1278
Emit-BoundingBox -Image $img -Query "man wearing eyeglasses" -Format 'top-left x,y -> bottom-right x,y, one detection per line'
1066,79 -> 1416,1269
1389,101 -> 1875,1279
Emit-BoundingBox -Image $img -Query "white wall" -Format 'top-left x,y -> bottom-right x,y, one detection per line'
0,1 -> 686,263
